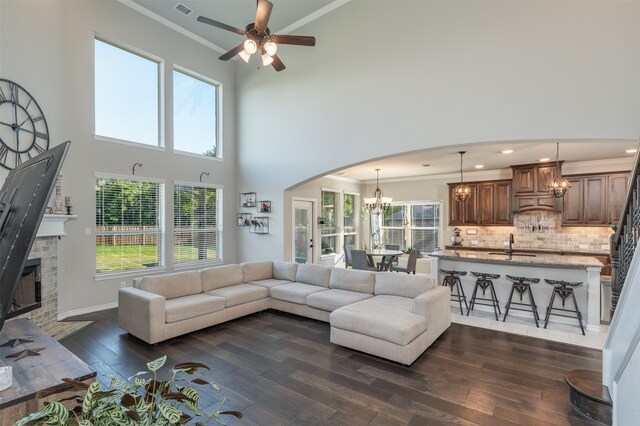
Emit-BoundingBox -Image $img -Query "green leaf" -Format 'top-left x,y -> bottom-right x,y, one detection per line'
173,361 -> 210,374
146,355 -> 167,372
180,386 -> 199,412
83,381 -> 101,414
78,419 -> 93,426
159,402 -> 181,423
134,377 -> 147,387
13,410 -> 51,426
43,401 -> 70,421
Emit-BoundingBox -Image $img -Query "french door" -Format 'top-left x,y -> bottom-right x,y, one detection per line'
292,199 -> 314,263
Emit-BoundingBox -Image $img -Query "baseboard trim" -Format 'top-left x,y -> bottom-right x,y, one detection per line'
58,302 -> 118,321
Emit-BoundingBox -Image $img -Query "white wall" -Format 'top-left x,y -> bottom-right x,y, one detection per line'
236,0 -> 640,262
0,1 -> 237,316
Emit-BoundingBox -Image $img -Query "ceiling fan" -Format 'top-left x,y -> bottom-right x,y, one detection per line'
197,0 -> 316,72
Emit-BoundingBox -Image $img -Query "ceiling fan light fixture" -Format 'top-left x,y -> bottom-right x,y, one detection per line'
262,52 -> 274,66
264,40 -> 278,56
238,49 -> 252,63
243,39 -> 258,54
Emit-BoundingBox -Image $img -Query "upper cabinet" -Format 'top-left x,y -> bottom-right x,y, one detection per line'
511,163 -> 560,212
449,180 -> 512,226
561,172 -> 630,226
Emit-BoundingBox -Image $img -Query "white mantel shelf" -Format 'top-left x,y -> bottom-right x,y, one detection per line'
37,214 -> 77,238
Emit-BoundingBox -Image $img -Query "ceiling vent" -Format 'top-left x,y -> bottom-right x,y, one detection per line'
174,3 -> 193,16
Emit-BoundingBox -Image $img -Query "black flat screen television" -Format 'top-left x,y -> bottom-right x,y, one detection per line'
0,141 -> 70,332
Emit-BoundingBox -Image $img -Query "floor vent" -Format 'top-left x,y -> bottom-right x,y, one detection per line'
174,3 -> 193,16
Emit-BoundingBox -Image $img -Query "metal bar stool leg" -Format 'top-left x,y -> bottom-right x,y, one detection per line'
488,281 -> 500,321
527,287 -> 539,328
544,289 -> 557,329
503,284 -> 516,322
466,281 -> 480,316
571,291 -> 586,335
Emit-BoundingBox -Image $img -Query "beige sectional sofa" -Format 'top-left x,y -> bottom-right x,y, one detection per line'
118,260 -> 451,365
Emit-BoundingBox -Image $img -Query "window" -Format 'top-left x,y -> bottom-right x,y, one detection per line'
95,176 -> 165,274
320,190 -> 339,255
380,202 -> 440,252
95,38 -> 160,146
173,69 -> 219,157
174,183 -> 222,266
343,192 -> 358,249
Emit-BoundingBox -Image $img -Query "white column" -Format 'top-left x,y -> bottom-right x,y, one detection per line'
586,265 -> 602,332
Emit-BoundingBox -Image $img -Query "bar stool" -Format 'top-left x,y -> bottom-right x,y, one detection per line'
468,272 -> 501,320
440,269 -> 468,315
543,279 -> 585,335
503,275 -> 541,327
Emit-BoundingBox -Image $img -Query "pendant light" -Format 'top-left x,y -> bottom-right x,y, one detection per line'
545,142 -> 571,198
364,169 -> 392,216
452,151 -> 472,202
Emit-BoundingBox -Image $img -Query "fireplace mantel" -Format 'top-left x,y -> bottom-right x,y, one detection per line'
36,214 -> 77,238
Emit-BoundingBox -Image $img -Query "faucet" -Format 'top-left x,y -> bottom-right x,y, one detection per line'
506,233 -> 515,255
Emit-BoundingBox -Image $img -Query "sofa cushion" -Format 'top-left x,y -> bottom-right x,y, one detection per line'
201,264 -> 243,291
295,264 -> 331,288
242,261 -> 273,282
329,268 -> 375,294
273,261 -> 298,281
330,295 -> 428,346
247,278 -> 292,290
270,282 -> 328,305
307,289 -> 373,312
138,271 -> 202,300
165,294 -> 225,323
205,284 -> 268,308
375,273 -> 434,298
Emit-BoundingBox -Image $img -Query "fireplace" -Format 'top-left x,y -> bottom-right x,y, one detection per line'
7,258 -> 42,319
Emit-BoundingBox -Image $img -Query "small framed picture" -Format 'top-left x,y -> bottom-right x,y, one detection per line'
239,192 -> 256,208
258,201 -> 271,213
249,217 -> 269,234
237,213 -> 252,226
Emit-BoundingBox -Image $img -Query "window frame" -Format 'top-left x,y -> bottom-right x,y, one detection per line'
343,191 -> 359,250
172,65 -> 223,161
379,201 -> 442,253
173,180 -> 224,269
94,172 -> 166,279
94,34 -> 165,150
320,188 -> 340,258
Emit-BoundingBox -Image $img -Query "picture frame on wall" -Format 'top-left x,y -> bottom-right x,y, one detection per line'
249,217 -> 269,234
240,192 -> 256,208
258,201 -> 271,213
237,213 -> 252,226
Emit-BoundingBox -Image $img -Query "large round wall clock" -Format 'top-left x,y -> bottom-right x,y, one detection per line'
0,78 -> 49,170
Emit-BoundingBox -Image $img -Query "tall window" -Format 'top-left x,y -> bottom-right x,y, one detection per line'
320,190 -> 339,255
173,69 -> 219,157
94,39 -> 160,146
174,183 -> 222,266
95,176 -> 165,274
381,202 -> 440,253
343,192 -> 358,248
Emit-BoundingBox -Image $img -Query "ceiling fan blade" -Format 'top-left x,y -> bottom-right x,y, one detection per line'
271,34 -> 316,47
197,16 -> 245,35
255,0 -> 273,32
271,54 -> 286,72
219,43 -> 246,61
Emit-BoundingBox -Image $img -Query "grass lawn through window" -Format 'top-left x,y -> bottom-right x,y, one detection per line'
96,245 -> 217,273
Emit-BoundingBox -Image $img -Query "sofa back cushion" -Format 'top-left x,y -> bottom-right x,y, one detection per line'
374,273 -> 434,298
273,261 -> 298,281
138,271 -> 202,300
201,264 -> 243,291
241,261 -> 274,282
329,268 -> 375,294
296,264 -> 331,288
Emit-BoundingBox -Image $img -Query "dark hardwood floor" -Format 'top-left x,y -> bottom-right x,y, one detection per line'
62,309 -> 601,425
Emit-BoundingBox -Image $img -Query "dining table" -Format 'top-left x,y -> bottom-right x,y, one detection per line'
366,249 -> 404,271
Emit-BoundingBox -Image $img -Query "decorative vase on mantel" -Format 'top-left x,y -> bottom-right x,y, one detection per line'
54,175 -> 63,214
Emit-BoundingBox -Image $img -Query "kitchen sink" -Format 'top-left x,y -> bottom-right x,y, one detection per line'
487,252 -> 536,257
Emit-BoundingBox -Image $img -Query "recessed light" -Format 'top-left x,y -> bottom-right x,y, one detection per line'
421,164 -> 431,167
539,158 -> 550,162
474,164 -> 484,169
500,149 -> 513,154
625,149 -> 637,154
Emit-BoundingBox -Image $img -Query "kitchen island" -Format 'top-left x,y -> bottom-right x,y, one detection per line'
430,250 -> 603,331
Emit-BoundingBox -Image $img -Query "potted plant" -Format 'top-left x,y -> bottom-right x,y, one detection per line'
16,355 -> 242,425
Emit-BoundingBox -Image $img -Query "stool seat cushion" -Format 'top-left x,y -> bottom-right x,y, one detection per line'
330,295 -> 428,346
471,271 -> 500,279
506,275 -> 540,283
440,269 -> 467,276
544,279 -> 583,287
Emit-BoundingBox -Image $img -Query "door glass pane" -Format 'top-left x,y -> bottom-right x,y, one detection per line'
294,207 -> 310,263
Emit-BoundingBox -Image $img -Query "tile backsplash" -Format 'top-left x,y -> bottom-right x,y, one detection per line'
447,211 -> 612,253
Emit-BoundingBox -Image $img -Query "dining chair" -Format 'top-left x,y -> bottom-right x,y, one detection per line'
351,249 -> 377,271
378,244 -> 400,270
390,250 -> 420,274
344,244 -> 354,268
385,244 -> 400,250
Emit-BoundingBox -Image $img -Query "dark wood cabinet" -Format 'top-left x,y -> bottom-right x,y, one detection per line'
511,163 -> 560,212
449,180 -> 511,226
561,172 -> 630,226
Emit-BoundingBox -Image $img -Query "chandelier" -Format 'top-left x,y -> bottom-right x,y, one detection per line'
364,169 -> 392,216
452,151 -> 472,202
545,142 -> 571,198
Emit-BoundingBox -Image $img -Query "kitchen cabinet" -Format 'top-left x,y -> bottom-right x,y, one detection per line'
511,163 -> 560,212
449,180 -> 512,226
561,172 -> 630,226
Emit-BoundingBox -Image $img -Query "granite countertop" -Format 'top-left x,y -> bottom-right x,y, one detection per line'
430,249 -> 604,269
443,245 -> 609,256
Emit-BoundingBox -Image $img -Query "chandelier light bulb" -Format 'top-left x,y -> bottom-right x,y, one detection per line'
364,169 -> 392,216
238,50 -> 252,63
243,39 -> 258,54
545,142 -> 571,198
262,52 -> 274,66
264,40 -> 278,56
